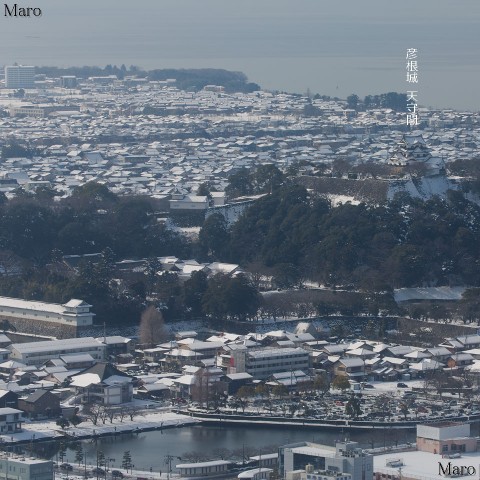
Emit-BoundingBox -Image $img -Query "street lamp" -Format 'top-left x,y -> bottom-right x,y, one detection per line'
165,455 -> 181,480
30,434 -> 36,458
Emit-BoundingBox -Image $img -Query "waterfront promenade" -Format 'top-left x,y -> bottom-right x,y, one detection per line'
0,410 -> 198,445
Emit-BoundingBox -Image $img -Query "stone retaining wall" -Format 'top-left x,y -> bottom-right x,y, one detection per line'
0,315 -> 78,339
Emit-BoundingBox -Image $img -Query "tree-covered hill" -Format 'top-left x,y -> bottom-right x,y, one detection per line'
2,180 -> 480,326
202,186 -> 480,290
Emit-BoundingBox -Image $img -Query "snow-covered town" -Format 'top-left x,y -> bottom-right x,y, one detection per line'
3,0 -> 480,478
1,54 -> 480,480
1,297 -> 480,473
0,69 -> 479,204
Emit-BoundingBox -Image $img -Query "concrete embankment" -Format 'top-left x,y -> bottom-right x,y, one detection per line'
177,410 -> 480,431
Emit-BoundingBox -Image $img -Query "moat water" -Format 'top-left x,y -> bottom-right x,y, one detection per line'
23,424 -> 422,472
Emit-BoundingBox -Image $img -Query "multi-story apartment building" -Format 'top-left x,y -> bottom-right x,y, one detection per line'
4,66 -> 35,89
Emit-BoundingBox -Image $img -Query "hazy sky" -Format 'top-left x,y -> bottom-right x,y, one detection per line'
1,0 -> 479,109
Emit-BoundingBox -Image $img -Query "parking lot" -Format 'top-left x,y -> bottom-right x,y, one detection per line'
215,380 -> 480,424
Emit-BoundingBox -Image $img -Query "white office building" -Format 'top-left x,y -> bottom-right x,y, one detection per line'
230,347 -> 310,379
280,442 -> 373,480
4,66 -> 35,89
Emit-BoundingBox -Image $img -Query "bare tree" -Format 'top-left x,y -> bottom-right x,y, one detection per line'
374,394 -> 392,418
232,445 -> 257,462
99,405 -> 109,424
235,386 -> 254,413
181,451 -> 209,463
84,403 -> 102,425
264,398 -> 274,414
139,306 -> 168,347
288,403 -> 299,417
191,368 -> 209,408
314,372 -> 330,397
212,448 -> 232,460
126,405 -> 140,421
279,403 -> 288,417
105,406 -> 117,424
211,381 -> 226,409
246,261 -> 273,290
117,407 -> 128,423
259,296 -> 281,321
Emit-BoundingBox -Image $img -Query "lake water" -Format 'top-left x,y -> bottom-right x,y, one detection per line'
0,0 -> 479,110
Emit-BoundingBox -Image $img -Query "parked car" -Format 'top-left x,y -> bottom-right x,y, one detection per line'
112,471 -> 124,478
397,382 -> 408,388
363,384 -> 375,389
92,468 -> 105,475
61,464 -> 73,471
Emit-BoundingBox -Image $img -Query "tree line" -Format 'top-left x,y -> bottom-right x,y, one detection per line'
34,65 -> 260,93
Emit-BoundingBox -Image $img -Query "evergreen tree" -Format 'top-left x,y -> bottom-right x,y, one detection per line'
199,214 -> 229,259
75,444 -> 84,466
122,451 -> 132,471
58,442 -> 67,463
97,450 -> 106,469
183,270 -> 208,317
